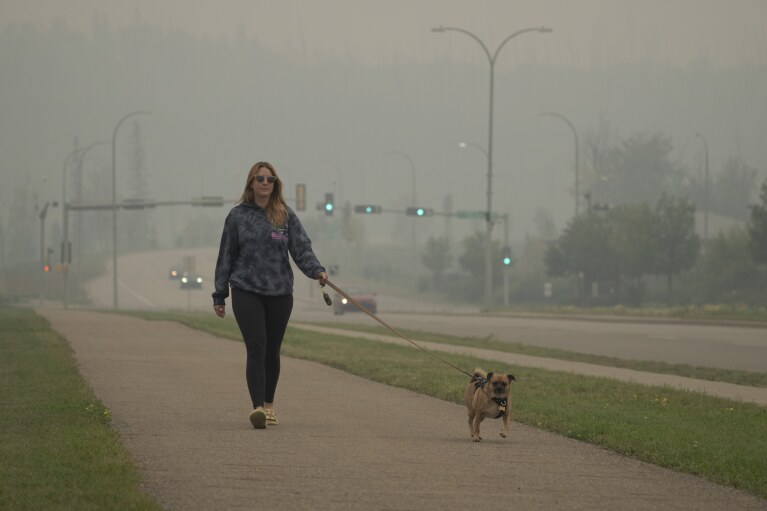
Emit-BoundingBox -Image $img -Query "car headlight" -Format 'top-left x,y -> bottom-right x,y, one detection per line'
181,277 -> 188,283
196,277 -> 203,283
341,298 -> 348,304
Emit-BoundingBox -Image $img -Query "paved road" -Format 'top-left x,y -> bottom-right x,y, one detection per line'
39,309 -> 766,510
84,249 -> 767,374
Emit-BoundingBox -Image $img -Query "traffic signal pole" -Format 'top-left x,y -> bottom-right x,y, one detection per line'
62,196 -> 224,308
503,213 -> 509,306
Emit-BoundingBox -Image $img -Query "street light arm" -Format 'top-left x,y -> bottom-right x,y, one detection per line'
75,140 -> 108,199
540,111 -> 576,141
80,140 -> 109,161
432,26 -> 492,65
113,110 -> 150,146
493,27 -> 553,62
540,111 -> 580,215
458,141 -> 489,160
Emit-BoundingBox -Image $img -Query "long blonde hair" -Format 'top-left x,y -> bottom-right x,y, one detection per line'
238,161 -> 287,227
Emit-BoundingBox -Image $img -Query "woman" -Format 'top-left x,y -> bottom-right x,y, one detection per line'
213,161 -> 327,429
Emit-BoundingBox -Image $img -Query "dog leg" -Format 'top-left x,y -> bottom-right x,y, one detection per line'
472,416 -> 483,442
500,412 -> 510,438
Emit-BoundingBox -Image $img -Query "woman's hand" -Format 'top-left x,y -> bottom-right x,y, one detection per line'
316,271 -> 328,286
213,304 -> 226,318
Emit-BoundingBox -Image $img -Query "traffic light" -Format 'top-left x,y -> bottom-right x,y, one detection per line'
323,193 -> 334,216
501,246 -> 512,267
354,204 -> 382,214
406,207 -> 434,217
43,264 -> 51,273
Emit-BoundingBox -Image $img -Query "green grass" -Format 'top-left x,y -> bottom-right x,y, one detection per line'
0,308 -> 162,511
125,310 -> 767,499
297,321 -> 767,388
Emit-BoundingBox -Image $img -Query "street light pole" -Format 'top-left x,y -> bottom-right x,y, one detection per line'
112,110 -> 149,309
388,150 -> 417,260
61,147 -> 81,309
433,25 -> 552,310
540,111 -> 580,216
695,133 -> 709,242
62,140 -> 108,308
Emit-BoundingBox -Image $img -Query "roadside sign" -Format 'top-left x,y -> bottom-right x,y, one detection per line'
456,210 -> 485,219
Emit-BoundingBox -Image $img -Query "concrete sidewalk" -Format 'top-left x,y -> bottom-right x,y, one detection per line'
293,324 -> 767,406
39,309 -> 766,511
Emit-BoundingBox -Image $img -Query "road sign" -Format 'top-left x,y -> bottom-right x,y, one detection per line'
191,196 -> 224,207
456,210 -> 485,219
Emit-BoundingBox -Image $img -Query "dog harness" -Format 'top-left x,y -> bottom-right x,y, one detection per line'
472,376 -> 507,419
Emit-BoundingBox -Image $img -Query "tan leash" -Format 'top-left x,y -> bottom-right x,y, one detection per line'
321,279 -> 475,379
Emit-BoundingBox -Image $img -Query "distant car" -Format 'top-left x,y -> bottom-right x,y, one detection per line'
180,273 -> 204,289
333,287 -> 377,315
168,266 -> 182,280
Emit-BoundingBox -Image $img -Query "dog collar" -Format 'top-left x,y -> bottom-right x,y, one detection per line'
491,397 -> 507,419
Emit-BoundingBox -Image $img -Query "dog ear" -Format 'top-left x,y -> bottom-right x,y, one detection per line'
508,374 -> 516,382
486,372 -> 494,381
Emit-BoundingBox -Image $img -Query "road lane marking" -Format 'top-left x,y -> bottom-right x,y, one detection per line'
117,278 -> 156,307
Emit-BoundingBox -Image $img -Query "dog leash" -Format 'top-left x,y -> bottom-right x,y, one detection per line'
321,279 -> 475,379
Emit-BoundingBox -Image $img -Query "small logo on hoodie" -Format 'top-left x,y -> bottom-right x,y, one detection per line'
271,229 -> 288,242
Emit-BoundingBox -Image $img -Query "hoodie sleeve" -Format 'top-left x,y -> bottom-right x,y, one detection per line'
212,210 -> 240,305
287,208 -> 325,279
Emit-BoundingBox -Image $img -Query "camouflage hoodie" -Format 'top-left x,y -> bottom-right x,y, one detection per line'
212,202 -> 325,305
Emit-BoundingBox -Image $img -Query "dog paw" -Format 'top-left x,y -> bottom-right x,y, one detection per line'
473,437 -> 482,442
500,432 -> 507,438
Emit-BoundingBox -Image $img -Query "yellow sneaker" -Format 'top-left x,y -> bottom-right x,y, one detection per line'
265,408 -> 278,425
249,407 -> 267,429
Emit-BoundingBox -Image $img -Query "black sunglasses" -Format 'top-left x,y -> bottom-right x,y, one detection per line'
254,175 -> 276,184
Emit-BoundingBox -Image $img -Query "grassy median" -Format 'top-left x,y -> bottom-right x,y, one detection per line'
0,308 -> 162,511
299,321 -> 767,388
122,310 -> 767,499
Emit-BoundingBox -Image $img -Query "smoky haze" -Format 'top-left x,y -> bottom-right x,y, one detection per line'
1,0 -> 766,266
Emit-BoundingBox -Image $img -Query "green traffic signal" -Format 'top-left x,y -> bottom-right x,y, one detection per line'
324,193 -> 334,216
354,204 -> 382,214
406,206 -> 434,217
501,246 -> 512,266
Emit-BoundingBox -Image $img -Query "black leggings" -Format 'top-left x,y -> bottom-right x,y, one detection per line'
231,287 -> 293,409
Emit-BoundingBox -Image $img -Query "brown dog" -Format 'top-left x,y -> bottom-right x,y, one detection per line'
464,369 -> 515,442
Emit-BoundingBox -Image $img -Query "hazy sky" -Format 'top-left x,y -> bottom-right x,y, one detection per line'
2,0 -> 766,256
3,0 -> 766,69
